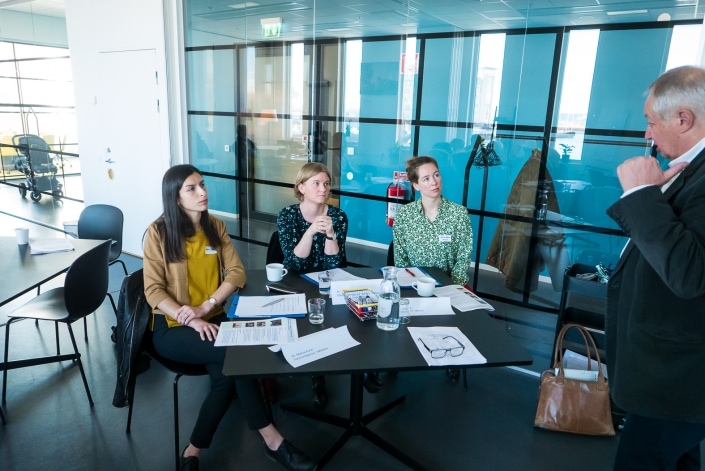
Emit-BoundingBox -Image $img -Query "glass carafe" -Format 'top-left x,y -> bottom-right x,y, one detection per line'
377,266 -> 400,331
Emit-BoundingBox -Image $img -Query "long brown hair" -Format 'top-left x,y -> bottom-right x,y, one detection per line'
156,164 -> 221,263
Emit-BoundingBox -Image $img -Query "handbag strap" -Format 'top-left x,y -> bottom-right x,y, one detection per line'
553,323 -> 608,388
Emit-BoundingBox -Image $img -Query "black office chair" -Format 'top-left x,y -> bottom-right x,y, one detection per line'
77,204 -> 128,315
2,240 -> 112,407
386,240 -> 394,266
266,231 -> 285,264
127,330 -> 208,471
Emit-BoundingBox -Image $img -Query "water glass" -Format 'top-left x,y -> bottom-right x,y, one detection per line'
398,298 -> 410,325
318,274 -> 331,296
308,298 -> 325,324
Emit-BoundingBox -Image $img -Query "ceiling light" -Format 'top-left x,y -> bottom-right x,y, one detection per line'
228,2 -> 259,9
606,10 -> 648,16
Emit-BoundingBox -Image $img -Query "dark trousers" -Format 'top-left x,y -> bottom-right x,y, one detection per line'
152,314 -> 271,449
614,413 -> 705,471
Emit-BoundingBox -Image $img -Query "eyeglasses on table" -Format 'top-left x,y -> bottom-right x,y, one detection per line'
418,335 -> 465,359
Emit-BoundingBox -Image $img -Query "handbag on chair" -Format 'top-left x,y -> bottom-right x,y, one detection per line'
534,323 -> 615,436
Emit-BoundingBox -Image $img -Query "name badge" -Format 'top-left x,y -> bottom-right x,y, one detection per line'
205,246 -> 217,255
439,235 -> 452,243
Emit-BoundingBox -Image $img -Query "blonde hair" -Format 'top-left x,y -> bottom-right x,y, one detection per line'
293,162 -> 332,201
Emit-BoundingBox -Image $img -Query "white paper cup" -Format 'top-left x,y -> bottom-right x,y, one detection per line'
266,263 -> 288,282
15,227 -> 29,245
412,277 -> 436,297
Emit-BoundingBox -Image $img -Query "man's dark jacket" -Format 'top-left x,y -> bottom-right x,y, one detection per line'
606,148 -> 705,422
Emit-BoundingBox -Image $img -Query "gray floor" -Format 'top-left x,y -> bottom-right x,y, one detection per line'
0,180 -> 622,470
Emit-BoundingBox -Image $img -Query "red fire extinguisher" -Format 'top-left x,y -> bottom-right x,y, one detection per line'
386,171 -> 408,226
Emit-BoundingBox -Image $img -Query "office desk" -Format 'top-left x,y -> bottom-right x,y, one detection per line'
224,267 -> 532,470
0,237 -> 104,308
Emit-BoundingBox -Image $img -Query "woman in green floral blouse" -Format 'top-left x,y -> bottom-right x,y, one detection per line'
393,156 -> 474,286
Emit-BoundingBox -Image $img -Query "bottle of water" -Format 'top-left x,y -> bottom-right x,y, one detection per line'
377,266 -> 400,331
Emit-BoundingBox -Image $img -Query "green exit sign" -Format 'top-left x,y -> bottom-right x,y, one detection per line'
262,23 -> 281,38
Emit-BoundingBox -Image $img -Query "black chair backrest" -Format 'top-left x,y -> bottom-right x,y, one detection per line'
266,231 -> 285,265
386,240 -> 394,266
64,240 -> 112,319
78,204 -> 125,261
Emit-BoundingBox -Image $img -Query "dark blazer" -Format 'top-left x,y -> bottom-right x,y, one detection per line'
606,148 -> 705,423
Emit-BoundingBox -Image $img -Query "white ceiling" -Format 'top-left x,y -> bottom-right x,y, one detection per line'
1,0 -> 704,40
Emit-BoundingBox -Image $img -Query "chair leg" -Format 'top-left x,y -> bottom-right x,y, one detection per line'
174,374 -> 183,471
3,320 -> 14,405
107,292 -> 118,314
0,404 -> 5,424
126,374 -> 137,434
66,324 -> 94,407
55,322 -> 61,355
112,258 -> 129,277
83,317 -> 88,342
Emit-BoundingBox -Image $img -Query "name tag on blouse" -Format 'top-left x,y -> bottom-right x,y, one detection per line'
205,246 -> 217,255
439,235 -> 452,243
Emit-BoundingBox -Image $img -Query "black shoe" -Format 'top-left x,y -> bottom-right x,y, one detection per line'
363,372 -> 383,394
180,447 -> 199,471
264,440 -> 317,471
311,375 -> 328,409
446,368 -> 460,382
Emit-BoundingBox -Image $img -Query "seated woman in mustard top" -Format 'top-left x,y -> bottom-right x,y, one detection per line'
143,164 -> 315,471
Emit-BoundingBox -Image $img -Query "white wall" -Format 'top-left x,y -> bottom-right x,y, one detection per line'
0,10 -> 67,46
65,0 -> 175,256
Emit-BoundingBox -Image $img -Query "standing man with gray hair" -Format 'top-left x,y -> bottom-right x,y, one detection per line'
607,65 -> 705,470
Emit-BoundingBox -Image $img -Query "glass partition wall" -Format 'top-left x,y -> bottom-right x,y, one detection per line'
183,1 -> 704,371
0,40 -> 80,201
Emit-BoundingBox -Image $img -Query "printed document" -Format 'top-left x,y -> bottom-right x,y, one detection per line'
432,285 -> 494,312
214,318 -> 298,346
409,326 -> 487,366
30,238 -> 75,254
232,293 -> 306,318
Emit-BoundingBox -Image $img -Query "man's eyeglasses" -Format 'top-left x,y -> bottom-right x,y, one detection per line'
418,336 -> 465,359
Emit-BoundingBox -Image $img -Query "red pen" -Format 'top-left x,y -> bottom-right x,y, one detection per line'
405,268 -> 415,277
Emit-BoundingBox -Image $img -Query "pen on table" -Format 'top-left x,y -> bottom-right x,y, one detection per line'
405,268 -> 416,277
261,298 -> 285,308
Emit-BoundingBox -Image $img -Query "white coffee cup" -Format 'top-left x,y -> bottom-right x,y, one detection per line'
15,227 -> 29,245
412,277 -> 436,297
266,263 -> 288,282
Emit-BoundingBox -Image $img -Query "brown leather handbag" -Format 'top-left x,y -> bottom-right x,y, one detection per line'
534,323 -> 615,436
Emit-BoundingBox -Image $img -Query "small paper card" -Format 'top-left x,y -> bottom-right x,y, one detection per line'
279,326 -> 360,368
406,297 -> 454,316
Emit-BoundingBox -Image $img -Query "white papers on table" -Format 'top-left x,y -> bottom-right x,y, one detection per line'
301,268 -> 363,284
330,279 -> 383,305
276,326 -> 360,368
406,297 -> 454,316
432,285 -> 494,312
408,326 -> 487,366
29,238 -> 75,254
214,318 -> 298,346
393,267 -> 439,288
233,293 -> 306,317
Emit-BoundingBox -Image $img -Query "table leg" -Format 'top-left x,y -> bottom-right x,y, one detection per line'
280,372 -> 428,470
